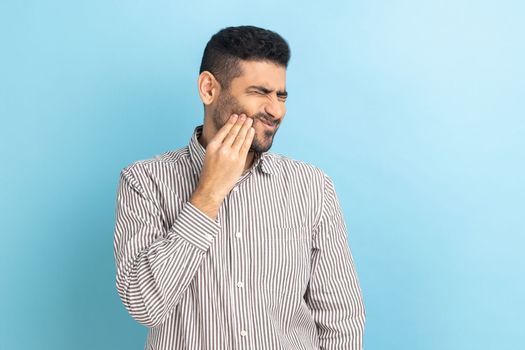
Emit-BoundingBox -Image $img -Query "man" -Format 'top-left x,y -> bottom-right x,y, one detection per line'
113,25 -> 365,350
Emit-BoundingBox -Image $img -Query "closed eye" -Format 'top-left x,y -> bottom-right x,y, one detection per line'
251,90 -> 287,102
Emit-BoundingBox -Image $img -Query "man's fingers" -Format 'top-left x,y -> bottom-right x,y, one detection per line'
212,114 -> 239,144
239,126 -> 255,157
223,114 -> 248,147
232,117 -> 253,152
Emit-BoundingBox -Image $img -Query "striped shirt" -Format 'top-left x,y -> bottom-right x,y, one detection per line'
113,124 -> 366,350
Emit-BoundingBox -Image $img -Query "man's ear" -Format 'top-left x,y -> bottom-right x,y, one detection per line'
197,71 -> 221,106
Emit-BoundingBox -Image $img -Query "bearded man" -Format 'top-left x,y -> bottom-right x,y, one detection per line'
113,25 -> 366,350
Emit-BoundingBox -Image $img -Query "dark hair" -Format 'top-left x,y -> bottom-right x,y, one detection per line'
199,25 -> 291,91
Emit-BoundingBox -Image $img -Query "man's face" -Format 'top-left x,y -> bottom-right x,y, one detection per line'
211,60 -> 287,153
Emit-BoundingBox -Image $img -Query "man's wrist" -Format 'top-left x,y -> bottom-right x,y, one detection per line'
189,187 -> 223,221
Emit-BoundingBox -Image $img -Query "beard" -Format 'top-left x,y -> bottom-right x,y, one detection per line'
211,90 -> 279,154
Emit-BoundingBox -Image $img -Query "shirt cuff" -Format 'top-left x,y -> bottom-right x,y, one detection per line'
169,200 -> 221,251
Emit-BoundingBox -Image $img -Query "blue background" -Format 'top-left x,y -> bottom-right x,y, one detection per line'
1,1 -> 523,349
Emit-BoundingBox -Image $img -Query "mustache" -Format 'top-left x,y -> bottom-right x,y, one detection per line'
252,113 -> 278,126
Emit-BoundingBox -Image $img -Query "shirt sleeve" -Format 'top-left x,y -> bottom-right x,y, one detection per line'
305,173 -> 366,349
113,163 -> 221,328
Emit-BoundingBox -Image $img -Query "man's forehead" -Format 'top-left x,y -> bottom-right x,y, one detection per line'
235,60 -> 286,89
241,61 -> 286,77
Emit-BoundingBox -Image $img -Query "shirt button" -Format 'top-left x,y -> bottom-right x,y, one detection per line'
235,231 -> 242,238
236,281 -> 244,288
240,330 -> 247,337
232,187 -> 239,192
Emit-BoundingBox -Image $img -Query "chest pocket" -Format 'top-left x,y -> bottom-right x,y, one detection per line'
252,225 -> 311,294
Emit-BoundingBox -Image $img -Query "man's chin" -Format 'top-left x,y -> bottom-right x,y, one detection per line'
250,140 -> 272,154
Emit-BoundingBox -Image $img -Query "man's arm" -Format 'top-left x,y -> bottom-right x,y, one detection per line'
305,173 -> 366,349
113,114 -> 253,328
113,163 -> 221,328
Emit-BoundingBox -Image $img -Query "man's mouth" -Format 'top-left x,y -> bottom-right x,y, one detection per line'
259,118 -> 277,128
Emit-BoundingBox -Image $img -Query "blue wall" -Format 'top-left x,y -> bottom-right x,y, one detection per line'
1,1 -> 523,349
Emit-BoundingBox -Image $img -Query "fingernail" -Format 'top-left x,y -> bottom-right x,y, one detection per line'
240,115 -> 246,121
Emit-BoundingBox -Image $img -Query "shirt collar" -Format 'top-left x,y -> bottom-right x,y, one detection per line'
188,124 -> 279,176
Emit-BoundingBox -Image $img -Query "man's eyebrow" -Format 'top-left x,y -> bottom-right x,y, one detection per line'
246,85 -> 288,98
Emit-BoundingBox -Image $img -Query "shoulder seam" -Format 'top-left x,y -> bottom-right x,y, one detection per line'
312,170 -> 327,233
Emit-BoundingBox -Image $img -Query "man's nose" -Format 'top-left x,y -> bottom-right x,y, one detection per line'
264,99 -> 286,120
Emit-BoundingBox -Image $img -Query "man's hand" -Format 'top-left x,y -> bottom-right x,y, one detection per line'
189,113 -> 255,220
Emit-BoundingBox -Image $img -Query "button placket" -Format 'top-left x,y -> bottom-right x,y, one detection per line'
229,185 -> 251,348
